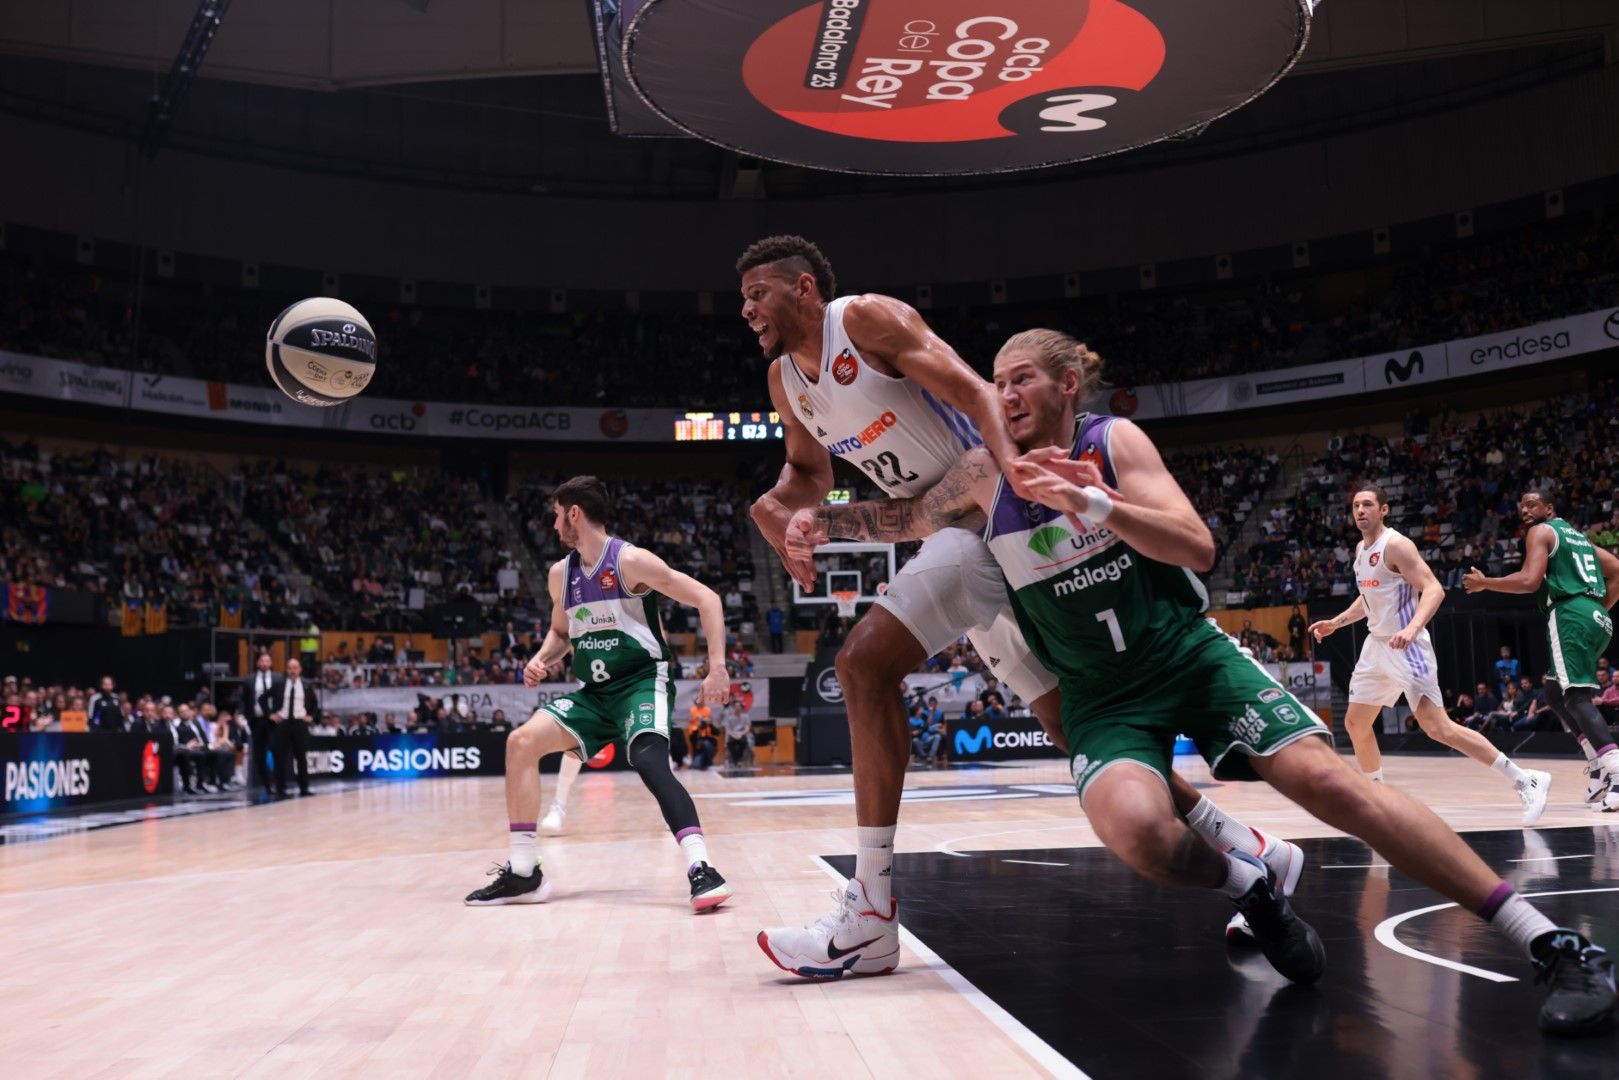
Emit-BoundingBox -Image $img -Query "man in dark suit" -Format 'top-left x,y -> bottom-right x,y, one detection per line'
246,652 -> 278,792
172,703 -> 220,794
500,621 -> 522,659
261,657 -> 318,797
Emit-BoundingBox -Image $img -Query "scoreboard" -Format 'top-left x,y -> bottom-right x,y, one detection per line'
673,410 -> 784,442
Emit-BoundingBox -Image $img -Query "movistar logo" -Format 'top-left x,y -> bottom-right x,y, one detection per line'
1026,525 -> 1070,559
954,726 -> 992,754
1383,350 -> 1424,384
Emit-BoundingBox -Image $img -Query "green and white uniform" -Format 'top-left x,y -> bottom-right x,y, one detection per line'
541,536 -> 675,760
983,414 -> 1329,801
1537,517 -> 1613,690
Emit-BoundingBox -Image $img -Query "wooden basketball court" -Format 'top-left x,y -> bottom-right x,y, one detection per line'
3,753 -> 1616,1077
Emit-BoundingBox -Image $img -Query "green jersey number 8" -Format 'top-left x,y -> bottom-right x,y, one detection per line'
590,658 -> 610,683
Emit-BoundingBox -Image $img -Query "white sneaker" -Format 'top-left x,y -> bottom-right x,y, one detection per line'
1587,768 -> 1613,810
1602,785 -> 1619,814
1227,835 -> 1305,946
1258,834 -> 1306,898
757,877 -> 900,980
1516,770 -> 1552,826
540,804 -> 566,835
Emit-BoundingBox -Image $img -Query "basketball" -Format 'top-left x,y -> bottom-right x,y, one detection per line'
264,297 -> 377,407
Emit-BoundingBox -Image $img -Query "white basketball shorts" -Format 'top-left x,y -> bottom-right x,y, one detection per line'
873,526 -> 1059,703
1348,633 -> 1442,710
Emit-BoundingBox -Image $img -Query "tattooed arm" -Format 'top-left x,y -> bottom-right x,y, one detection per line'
784,448 -> 999,560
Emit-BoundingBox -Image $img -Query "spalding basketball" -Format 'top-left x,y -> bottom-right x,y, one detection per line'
265,297 -> 377,406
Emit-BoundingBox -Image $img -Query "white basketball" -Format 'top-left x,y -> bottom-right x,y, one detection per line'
265,297 -> 378,407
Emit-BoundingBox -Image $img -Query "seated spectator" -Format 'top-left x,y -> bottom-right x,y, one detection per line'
688,712 -> 719,770
1599,668 -> 1619,707
722,697 -> 751,767
1467,682 -> 1500,730
171,703 -> 212,794
925,708 -> 949,767
1489,682 -> 1525,731
1007,694 -> 1030,718
209,709 -> 244,787
908,703 -> 928,762
1515,676 -> 1549,732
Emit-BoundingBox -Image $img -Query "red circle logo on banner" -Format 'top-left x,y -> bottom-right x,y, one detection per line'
622,0 -> 1313,175
141,740 -> 161,793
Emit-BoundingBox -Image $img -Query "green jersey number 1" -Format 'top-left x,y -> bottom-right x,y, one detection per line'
1096,608 -> 1126,652
1574,551 -> 1599,585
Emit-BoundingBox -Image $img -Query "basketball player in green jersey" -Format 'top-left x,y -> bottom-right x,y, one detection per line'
464,476 -> 734,911
1465,491 -> 1619,811
789,331 -> 1616,1031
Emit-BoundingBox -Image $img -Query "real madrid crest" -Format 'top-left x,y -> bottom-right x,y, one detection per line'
797,392 -> 813,419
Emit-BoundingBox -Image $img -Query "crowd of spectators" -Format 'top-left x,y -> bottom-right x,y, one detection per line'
2,439 -> 303,629
1232,379 -> 1619,607
4,207 -> 1616,409
239,459 -> 526,632
1,672 -> 249,791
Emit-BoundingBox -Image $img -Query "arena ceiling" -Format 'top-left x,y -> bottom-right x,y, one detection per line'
0,0 -> 1613,90
0,1 -> 1615,199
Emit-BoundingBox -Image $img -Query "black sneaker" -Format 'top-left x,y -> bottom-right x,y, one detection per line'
464,862 -> 552,906
1532,930 -> 1618,1035
1230,855 -> 1326,985
688,862 -> 733,912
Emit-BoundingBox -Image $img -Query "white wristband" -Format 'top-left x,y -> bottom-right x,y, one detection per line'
1078,486 -> 1114,525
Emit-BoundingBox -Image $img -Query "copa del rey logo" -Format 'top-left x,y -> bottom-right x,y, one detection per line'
832,349 -> 859,386
599,569 -> 618,591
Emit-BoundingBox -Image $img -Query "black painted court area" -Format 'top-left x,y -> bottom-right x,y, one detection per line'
829,825 -> 1619,1079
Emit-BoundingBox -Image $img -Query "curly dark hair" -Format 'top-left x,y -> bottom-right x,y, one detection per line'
735,235 -> 837,302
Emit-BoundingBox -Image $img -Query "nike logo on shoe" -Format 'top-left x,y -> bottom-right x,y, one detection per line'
826,936 -> 881,960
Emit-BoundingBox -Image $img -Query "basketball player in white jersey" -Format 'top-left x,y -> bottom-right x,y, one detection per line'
1309,486 -> 1550,824
738,235 -> 1303,979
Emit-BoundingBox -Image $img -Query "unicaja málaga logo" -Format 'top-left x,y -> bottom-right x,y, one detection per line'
954,725 -> 992,755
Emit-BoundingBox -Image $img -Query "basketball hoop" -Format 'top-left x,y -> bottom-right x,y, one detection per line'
833,590 -> 859,620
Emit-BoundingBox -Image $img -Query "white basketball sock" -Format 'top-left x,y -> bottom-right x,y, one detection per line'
508,824 -> 538,876
1184,796 -> 1266,858
553,751 -> 583,810
678,830 -> 709,871
1481,884 -> 1558,957
1218,851 -> 1266,898
1490,752 -> 1529,787
1575,734 -> 1598,766
1363,767 -> 1384,783
856,825 -> 897,912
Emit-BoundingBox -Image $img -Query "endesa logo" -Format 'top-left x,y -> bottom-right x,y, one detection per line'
825,410 -> 898,454
1468,329 -> 1572,366
623,0 -> 1312,175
